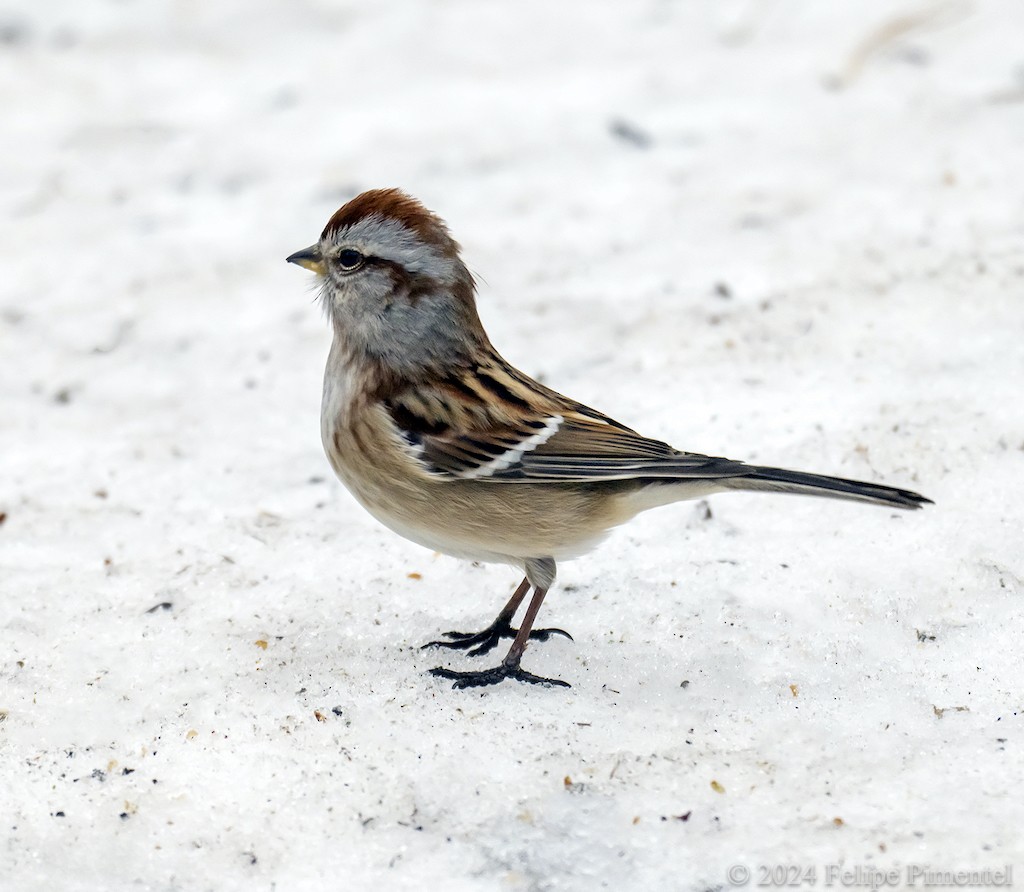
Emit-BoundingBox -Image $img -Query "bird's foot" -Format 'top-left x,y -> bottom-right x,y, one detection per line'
429,660 -> 570,690
421,620 -> 572,657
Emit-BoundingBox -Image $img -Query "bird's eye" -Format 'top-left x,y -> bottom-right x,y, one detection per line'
336,249 -> 364,271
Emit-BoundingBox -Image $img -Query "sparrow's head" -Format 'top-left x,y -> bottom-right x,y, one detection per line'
288,189 -> 485,373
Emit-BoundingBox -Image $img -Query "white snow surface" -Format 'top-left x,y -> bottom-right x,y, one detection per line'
3,2 -> 1024,890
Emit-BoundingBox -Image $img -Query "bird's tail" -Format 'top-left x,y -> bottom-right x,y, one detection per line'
721,466 -> 932,510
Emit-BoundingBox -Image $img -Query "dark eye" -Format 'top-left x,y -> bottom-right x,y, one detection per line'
336,249 -> 364,271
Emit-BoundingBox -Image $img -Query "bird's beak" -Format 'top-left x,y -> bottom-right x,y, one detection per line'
286,245 -> 326,275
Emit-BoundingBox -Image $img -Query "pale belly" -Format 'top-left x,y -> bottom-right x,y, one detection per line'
321,410 -> 623,566
317,352 -> 699,566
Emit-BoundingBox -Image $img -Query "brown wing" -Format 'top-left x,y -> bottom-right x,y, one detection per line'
384,357 -> 747,483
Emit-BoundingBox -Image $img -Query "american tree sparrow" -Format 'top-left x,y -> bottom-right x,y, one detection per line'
288,189 -> 930,690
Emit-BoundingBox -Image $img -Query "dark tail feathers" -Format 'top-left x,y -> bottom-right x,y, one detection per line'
724,466 -> 932,510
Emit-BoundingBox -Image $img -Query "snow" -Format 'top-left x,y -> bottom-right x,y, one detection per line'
3,1 -> 1023,889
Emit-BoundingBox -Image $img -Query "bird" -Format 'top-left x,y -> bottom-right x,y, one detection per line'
287,188 -> 931,690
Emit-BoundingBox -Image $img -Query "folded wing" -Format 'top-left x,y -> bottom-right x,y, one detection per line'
383,362 -> 747,483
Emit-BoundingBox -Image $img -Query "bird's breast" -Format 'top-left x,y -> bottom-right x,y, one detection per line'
318,346 -> 638,565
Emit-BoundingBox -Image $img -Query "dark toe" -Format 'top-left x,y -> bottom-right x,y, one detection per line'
429,664 -> 570,690
465,637 -> 504,658
421,623 -> 572,654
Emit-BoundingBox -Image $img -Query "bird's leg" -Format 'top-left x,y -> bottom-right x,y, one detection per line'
430,584 -> 570,688
421,576 -> 572,657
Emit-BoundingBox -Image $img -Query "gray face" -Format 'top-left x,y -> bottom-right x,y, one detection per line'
318,214 -> 482,375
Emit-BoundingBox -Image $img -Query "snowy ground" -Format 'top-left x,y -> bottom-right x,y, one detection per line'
3,1 -> 1024,890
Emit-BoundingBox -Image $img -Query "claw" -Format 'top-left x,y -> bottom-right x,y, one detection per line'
528,627 -> 573,643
